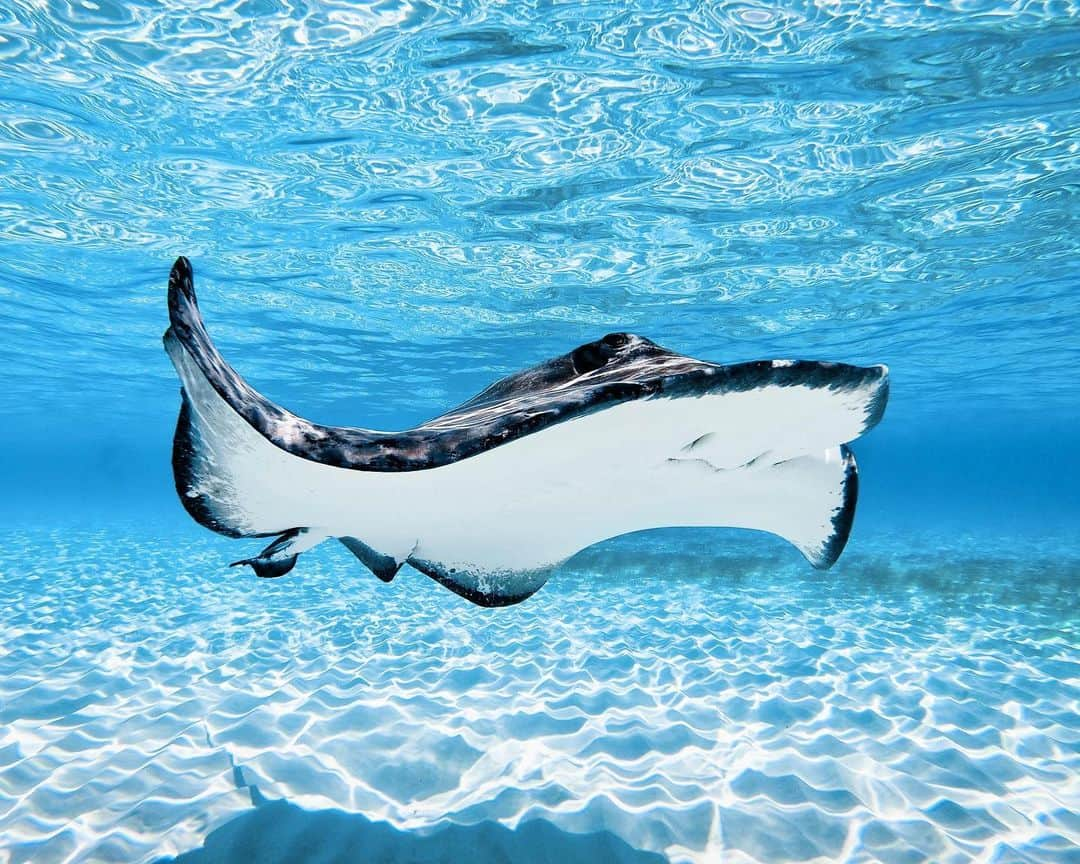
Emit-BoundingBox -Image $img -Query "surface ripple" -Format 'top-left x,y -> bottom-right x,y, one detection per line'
0,1 -> 1078,430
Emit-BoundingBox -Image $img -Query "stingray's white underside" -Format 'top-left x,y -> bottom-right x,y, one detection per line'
171,341 -> 881,594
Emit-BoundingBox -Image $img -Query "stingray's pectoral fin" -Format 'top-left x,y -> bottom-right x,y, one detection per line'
756,444 -> 860,570
339,536 -> 411,583
668,442 -> 860,570
229,528 -> 328,579
338,533 -> 544,606
406,555 -> 550,608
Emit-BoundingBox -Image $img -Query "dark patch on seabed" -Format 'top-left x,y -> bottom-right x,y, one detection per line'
159,799 -> 667,864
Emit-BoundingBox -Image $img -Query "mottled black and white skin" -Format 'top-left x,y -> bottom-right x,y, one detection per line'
164,257 -> 889,607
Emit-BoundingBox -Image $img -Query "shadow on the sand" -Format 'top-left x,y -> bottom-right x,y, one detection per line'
159,798 -> 668,864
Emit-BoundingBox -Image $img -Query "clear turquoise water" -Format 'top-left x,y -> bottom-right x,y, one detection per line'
1,2 -> 1078,862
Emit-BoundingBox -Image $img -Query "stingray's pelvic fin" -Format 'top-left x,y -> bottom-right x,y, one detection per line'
230,528 -> 326,579
230,553 -> 298,579
339,536 -> 410,583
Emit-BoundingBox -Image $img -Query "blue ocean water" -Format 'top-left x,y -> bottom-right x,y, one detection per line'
1,2 -> 1078,862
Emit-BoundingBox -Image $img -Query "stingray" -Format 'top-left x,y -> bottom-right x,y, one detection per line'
163,257 -> 888,607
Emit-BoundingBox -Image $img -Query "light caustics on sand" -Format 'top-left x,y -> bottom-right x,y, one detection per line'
165,257 -> 888,605
2,530 -> 1078,864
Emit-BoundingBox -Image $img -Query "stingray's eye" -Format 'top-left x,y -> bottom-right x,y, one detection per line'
601,332 -> 629,348
571,341 -> 613,375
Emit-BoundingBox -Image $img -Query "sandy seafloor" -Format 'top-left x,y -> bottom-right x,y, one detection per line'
1,526 -> 1077,864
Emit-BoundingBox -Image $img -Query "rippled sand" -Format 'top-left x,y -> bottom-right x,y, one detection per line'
1,527 -> 1076,863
